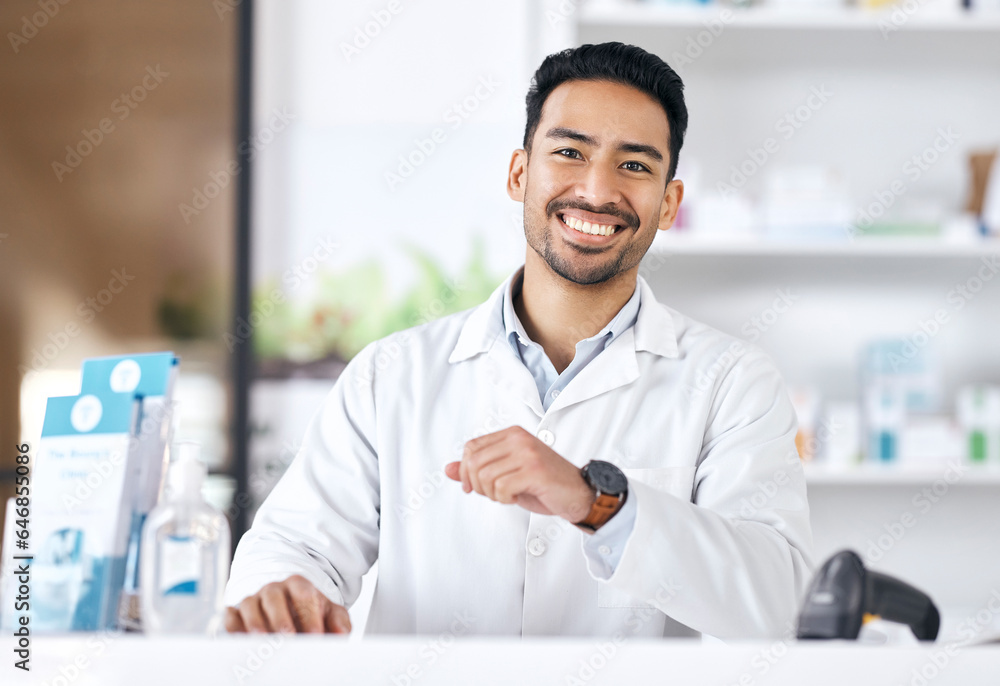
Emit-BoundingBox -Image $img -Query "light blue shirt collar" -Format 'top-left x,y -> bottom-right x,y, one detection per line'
501,267 -> 641,357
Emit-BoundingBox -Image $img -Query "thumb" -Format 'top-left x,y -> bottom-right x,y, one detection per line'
444,461 -> 461,481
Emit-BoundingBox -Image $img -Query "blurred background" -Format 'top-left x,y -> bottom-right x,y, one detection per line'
2,0 -> 1000,640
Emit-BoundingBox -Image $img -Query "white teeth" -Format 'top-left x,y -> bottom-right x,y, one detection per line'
563,214 -> 616,236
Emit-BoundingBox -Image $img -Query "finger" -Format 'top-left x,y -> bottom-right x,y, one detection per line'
444,461 -> 461,482
476,460 -> 521,501
465,440 -> 514,497
459,454 -> 471,493
225,606 -> 247,633
462,433 -> 509,492
238,595 -> 269,633
324,603 -> 352,635
259,584 -> 297,633
283,575 -> 327,633
493,471 -> 532,505
289,588 -> 327,634
463,430 -> 510,453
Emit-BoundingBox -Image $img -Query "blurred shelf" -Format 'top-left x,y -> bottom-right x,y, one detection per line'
581,3 -> 1000,32
804,462 -> 1000,485
648,234 -> 1000,257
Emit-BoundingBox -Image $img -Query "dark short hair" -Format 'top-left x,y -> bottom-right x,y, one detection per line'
523,42 -> 688,182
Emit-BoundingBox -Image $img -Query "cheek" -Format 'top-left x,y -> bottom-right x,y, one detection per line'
531,164 -> 576,198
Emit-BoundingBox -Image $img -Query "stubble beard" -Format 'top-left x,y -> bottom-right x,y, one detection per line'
522,191 -> 657,287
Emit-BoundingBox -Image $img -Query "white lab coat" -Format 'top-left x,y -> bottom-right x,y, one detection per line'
226,270 -> 814,639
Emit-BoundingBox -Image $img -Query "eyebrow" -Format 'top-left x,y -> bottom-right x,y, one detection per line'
544,126 -> 664,164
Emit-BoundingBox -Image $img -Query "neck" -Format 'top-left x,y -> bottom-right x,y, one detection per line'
513,252 -> 637,374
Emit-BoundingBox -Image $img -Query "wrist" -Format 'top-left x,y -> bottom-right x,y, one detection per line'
569,476 -> 598,524
573,461 -> 628,533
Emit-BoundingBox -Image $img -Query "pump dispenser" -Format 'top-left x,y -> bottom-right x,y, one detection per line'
140,442 -> 230,634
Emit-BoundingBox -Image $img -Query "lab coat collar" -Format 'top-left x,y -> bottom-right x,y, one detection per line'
448,265 -> 679,364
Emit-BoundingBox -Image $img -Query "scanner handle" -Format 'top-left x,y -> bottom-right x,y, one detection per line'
866,571 -> 940,641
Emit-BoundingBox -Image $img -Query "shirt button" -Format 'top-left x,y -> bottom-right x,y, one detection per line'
537,429 -> 555,446
598,545 -> 612,556
527,538 -> 547,556
550,389 -> 560,399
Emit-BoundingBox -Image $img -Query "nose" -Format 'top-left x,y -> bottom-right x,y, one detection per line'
574,161 -> 623,208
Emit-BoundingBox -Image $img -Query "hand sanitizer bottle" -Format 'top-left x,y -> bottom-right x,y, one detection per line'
140,442 -> 230,634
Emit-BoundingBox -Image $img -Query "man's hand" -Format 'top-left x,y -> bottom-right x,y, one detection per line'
224,575 -> 351,634
445,426 -> 595,523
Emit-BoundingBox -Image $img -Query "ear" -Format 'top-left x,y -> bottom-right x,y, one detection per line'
657,179 -> 684,232
507,149 -> 528,202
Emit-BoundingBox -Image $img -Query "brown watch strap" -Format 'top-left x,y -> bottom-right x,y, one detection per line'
576,491 -> 625,532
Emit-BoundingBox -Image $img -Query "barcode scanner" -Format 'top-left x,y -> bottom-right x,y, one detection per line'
796,549 -> 940,642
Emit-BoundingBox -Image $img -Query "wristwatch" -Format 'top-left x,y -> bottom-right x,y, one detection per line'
574,460 -> 628,533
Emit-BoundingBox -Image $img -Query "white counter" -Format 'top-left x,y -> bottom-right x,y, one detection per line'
4,634 -> 1000,686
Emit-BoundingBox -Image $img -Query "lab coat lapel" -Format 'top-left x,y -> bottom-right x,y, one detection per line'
447,270 -> 546,418
485,338 -> 546,418
545,329 -> 639,414
544,276 -> 678,413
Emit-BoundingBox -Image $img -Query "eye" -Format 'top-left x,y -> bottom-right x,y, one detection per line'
555,148 -> 583,159
621,161 -> 649,173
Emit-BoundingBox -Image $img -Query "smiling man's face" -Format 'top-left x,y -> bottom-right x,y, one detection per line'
508,79 -> 683,286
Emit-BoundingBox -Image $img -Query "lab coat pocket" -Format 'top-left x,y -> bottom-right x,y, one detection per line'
597,466 -> 696,609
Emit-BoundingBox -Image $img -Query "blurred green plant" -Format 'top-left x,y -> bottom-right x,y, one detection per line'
157,271 -> 227,340
253,237 -> 503,363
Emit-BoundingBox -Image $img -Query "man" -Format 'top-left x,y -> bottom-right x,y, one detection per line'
224,42 -> 813,639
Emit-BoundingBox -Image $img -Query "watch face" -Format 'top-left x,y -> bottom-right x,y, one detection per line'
585,461 -> 627,496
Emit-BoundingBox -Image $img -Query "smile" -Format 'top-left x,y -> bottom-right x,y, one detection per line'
558,213 -> 624,238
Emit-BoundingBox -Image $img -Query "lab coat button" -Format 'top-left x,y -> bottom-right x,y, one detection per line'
527,538 -> 547,556
537,429 -> 555,446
